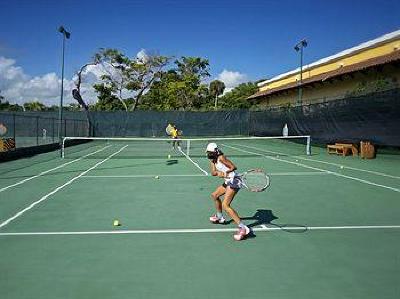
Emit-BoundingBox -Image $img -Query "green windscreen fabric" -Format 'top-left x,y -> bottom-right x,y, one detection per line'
250,88 -> 400,147
90,110 -> 250,137
0,112 -> 89,149
1,88 -> 400,154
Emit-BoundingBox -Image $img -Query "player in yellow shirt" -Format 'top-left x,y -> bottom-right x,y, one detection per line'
165,123 -> 181,149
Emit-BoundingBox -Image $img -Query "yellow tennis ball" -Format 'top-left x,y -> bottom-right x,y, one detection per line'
155,175 -> 160,179
340,166 -> 344,169
113,220 -> 120,226
168,154 -> 171,159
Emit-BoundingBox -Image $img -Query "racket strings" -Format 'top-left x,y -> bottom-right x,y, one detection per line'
242,171 -> 269,192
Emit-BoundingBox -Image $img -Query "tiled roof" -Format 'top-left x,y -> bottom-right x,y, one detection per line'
249,50 -> 400,100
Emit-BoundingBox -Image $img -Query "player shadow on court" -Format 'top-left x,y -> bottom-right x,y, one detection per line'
225,209 -> 278,227
226,209 -> 308,238
224,209 -> 277,239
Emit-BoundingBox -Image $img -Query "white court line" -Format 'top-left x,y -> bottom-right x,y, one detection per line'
1,224 -> 400,236
81,172 -> 328,178
178,147 -> 208,176
240,144 -> 400,179
82,174 -> 206,178
0,145 -> 112,194
0,145 -> 128,229
224,144 -> 400,193
269,171 -> 329,176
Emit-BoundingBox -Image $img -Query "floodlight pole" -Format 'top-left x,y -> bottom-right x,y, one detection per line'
294,39 -> 307,106
57,26 -> 70,156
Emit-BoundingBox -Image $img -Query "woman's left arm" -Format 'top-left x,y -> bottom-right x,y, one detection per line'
219,155 -> 237,174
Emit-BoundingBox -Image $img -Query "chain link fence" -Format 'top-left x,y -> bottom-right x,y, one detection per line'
0,112 -> 89,149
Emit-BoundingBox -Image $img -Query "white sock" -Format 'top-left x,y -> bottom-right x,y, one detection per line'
238,222 -> 246,229
217,212 -> 223,219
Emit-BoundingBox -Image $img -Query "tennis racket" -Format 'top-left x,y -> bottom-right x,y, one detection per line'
238,169 -> 270,192
165,125 -> 173,136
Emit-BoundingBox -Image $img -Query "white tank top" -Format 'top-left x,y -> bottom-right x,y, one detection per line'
215,157 -> 237,183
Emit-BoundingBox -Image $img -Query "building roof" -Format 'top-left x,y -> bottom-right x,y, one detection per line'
248,50 -> 400,100
257,29 -> 400,88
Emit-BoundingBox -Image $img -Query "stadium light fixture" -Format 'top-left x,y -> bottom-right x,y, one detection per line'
294,39 -> 307,105
57,26 -> 71,156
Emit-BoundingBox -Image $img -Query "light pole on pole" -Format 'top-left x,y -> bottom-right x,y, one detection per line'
294,39 -> 307,106
57,26 -> 70,157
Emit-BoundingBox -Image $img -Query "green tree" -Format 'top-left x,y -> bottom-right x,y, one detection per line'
142,57 -> 211,110
93,83 -> 125,111
65,103 -> 82,111
209,80 -> 225,109
23,101 -> 46,111
0,90 -> 26,111
47,105 -> 59,111
92,48 -> 170,111
218,82 -> 258,109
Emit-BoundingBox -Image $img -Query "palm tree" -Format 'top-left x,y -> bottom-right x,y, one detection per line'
209,80 -> 225,109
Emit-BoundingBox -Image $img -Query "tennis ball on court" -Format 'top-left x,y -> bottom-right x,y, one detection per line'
168,154 -> 171,159
113,220 -> 120,226
295,159 -> 299,162
340,166 -> 344,169
155,175 -> 160,179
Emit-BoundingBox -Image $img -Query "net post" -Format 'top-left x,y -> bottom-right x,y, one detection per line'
186,139 -> 190,156
61,137 -> 66,159
306,136 -> 311,156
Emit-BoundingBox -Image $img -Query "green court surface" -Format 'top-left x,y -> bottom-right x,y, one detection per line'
1,139 -> 400,299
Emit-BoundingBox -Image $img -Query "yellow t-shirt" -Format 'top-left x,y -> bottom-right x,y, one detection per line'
171,128 -> 178,138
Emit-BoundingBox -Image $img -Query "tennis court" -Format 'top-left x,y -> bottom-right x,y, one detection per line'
1,137 -> 399,299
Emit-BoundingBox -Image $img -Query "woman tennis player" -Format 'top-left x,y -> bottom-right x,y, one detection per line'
206,143 -> 251,241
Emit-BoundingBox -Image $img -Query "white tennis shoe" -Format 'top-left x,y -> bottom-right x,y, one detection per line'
233,226 -> 251,241
209,215 -> 226,224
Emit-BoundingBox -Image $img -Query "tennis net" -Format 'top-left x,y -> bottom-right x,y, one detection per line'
62,136 -> 311,159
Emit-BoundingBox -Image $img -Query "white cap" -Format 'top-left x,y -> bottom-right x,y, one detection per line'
206,142 -> 218,152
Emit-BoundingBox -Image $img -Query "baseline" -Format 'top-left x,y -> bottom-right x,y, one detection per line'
1,224 -> 400,236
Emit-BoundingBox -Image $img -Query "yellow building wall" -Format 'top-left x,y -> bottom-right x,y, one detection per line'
259,40 -> 400,93
256,66 -> 400,107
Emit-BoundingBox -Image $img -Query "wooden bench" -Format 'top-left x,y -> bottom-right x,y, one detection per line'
327,143 -> 358,156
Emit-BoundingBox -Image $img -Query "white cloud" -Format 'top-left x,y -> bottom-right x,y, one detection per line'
0,55 -> 110,106
217,69 -> 248,93
0,56 -> 78,106
0,49 -> 161,106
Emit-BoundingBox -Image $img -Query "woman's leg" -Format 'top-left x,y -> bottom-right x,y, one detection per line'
221,187 -> 241,225
211,185 -> 226,214
223,187 -> 250,240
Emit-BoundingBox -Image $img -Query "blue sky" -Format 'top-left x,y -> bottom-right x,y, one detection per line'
0,0 -> 399,104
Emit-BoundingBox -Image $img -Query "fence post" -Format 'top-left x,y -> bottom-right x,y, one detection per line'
64,119 -> 67,137
52,118 -> 55,142
36,116 -> 39,146
13,114 -> 16,142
